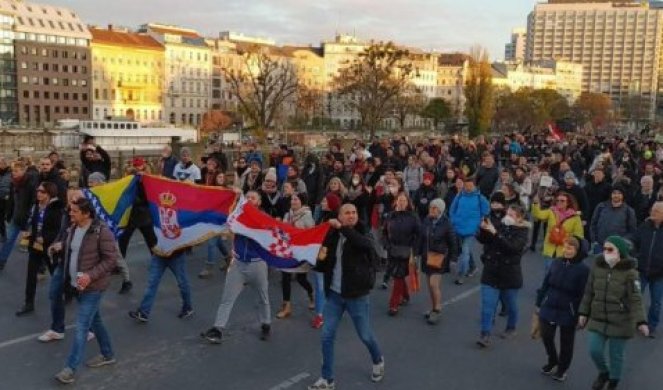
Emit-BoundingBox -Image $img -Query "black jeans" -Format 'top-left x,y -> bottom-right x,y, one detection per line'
540,319 -> 577,372
281,272 -> 313,301
25,250 -> 52,306
0,198 -> 7,238
119,223 -> 158,258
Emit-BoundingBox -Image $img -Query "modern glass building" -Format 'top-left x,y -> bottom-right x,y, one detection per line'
0,11 -> 17,125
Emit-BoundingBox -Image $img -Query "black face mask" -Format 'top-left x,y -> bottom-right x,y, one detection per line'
491,209 -> 506,220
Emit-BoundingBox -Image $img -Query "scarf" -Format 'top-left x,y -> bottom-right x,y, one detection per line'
551,206 -> 576,224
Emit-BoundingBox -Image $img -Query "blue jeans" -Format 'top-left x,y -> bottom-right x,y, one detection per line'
138,253 -> 192,316
588,331 -> 627,380
49,265 -> 66,333
206,236 -> 229,265
480,284 -> 519,335
640,275 -> 663,331
320,291 -> 382,382
65,292 -> 113,371
0,222 -> 21,265
313,272 -> 325,316
457,236 -> 476,278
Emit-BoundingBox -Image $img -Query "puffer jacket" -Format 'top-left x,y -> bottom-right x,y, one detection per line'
8,172 -> 39,229
629,219 -> 663,280
532,204 -> 584,258
537,247 -> 590,327
578,255 -> 647,338
63,219 -> 118,292
476,219 -> 530,290
590,202 -> 637,245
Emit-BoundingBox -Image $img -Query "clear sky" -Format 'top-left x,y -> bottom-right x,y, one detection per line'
48,0 -> 536,59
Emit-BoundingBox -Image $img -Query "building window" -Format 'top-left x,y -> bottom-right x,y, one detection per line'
44,92 -> 49,99
73,93 -> 78,100
42,63 -> 48,71
33,91 -> 39,99
54,92 -> 59,99
52,50 -> 58,58
43,77 -> 49,85
73,107 -> 79,114
23,91 -> 29,98
82,107 -> 88,115
52,78 -> 58,85
64,107 -> 69,114
63,65 -> 68,73
64,93 -> 69,100
52,64 -> 58,72
32,77 -> 39,85
63,79 -> 69,86
54,106 -> 60,114
94,89 -> 99,100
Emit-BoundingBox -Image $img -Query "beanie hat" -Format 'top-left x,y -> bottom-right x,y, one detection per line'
423,172 -> 435,182
429,198 -> 446,214
264,168 -> 277,183
605,236 -> 632,259
88,172 -> 106,185
324,193 -> 341,213
490,191 -> 506,206
611,185 -> 626,196
564,171 -> 576,182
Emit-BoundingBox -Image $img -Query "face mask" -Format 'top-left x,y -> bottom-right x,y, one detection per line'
389,186 -> 398,194
492,209 -> 506,219
352,179 -> 360,186
502,215 -> 516,226
604,252 -> 620,268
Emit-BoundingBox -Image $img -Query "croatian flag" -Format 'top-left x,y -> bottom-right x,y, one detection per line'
227,200 -> 331,269
142,175 -> 238,256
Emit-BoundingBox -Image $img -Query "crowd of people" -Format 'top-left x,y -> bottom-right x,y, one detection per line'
0,130 -> 662,389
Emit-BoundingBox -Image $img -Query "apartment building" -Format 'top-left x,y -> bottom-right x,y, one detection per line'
505,27 -> 527,61
437,53 -> 469,120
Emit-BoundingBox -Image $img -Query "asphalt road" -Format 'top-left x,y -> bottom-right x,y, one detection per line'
0,238 -> 660,390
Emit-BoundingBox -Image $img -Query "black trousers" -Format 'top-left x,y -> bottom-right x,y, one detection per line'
0,198 -> 7,238
119,223 -> 158,258
540,320 -> 577,372
25,250 -> 52,306
281,272 -> 313,301
531,221 -> 547,248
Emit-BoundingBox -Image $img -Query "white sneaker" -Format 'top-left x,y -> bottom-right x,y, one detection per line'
372,357 -> 385,382
87,332 -> 95,342
308,378 -> 335,390
38,330 -> 64,342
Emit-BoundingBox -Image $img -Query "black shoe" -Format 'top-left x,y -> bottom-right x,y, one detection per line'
388,308 -> 398,316
541,363 -> 557,376
260,324 -> 271,341
498,309 -> 507,317
380,282 -> 388,290
0,262 -> 5,271
606,379 -> 619,389
648,329 -> 657,339
128,310 -> 148,323
552,370 -> 567,382
529,246 -> 536,252
15,304 -> 35,317
201,327 -> 223,344
592,372 -> 609,390
476,334 -> 491,348
400,297 -> 409,306
118,281 -> 133,294
454,278 -> 464,285
177,308 -> 194,319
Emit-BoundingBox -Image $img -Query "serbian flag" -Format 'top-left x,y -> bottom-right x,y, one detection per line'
227,200 -> 331,269
83,175 -> 139,238
142,175 -> 238,256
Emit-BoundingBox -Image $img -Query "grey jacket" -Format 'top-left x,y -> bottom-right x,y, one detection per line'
590,201 -> 637,245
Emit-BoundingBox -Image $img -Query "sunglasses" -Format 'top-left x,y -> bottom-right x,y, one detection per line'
603,247 -> 615,253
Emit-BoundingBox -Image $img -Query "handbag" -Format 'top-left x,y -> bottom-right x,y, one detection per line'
407,260 -> 420,293
426,251 -> 445,269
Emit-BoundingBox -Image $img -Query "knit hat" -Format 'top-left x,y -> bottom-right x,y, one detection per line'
423,171 -> 435,183
264,168 -> 277,183
88,172 -> 106,185
564,171 -> 576,182
490,191 -> 506,206
611,185 -> 626,196
324,193 -> 341,213
429,198 -> 446,214
605,236 -> 632,259
132,157 -> 145,168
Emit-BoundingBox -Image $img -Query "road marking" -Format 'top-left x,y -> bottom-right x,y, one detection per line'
267,372 -> 311,390
441,285 -> 481,308
0,324 -> 75,349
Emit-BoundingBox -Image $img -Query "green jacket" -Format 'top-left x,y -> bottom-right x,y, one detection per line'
579,255 -> 647,338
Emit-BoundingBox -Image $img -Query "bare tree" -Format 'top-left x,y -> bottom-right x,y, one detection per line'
391,84 -> 426,130
223,47 -> 299,136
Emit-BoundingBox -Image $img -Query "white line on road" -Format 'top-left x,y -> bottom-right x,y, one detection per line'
0,324 -> 75,349
441,285 -> 481,307
267,372 -> 311,390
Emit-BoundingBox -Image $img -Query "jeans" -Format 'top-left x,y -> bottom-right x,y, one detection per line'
138,253 -> 192,316
214,260 -> 270,328
206,236 -> 229,265
640,275 -> 663,331
540,320 -> 577,372
588,331 -> 627,380
0,222 -> 21,265
457,236 -> 476,278
49,265 -> 66,333
480,284 -> 519,335
320,291 -> 382,382
65,292 -> 113,371
313,272 -> 325,316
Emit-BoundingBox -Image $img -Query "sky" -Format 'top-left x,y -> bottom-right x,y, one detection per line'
48,0 -> 536,59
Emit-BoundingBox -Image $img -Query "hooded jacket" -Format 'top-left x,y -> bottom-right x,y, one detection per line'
449,189 -> 490,237
476,219 -> 530,290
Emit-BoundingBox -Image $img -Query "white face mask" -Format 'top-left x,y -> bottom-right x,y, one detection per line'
604,252 -> 620,268
502,215 -> 516,226
352,178 -> 360,186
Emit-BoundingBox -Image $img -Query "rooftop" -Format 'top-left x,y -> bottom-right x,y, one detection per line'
90,27 -> 164,50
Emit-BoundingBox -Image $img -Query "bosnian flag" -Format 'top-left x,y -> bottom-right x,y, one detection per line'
142,175 -> 238,256
227,200 -> 331,269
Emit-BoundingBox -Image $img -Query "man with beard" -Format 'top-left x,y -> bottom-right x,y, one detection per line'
590,186 -> 637,253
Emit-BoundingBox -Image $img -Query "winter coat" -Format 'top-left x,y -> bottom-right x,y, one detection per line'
63,219 -> 118,293
476,165 -> 499,198
419,215 -> 458,273
537,252 -> 590,327
0,167 -> 10,199
301,161 -> 325,206
590,202 -> 637,245
585,179 -> 612,223
476,220 -> 530,290
8,172 -> 38,229
260,190 -> 287,219
27,198 -> 64,253
579,256 -> 647,338
383,211 -> 420,277
317,224 -> 376,299
532,204 -> 584,258
284,207 -> 315,229
403,165 -> 424,193
159,155 -> 179,179
449,189 -> 490,237
413,184 -> 439,220
128,181 -> 152,228
629,219 -> 663,280
632,192 -> 657,223
79,146 -> 111,188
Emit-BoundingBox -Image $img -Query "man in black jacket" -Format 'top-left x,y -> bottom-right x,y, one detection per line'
630,201 -> 663,338
308,204 -> 384,390
475,153 -> 499,199
79,137 -> 111,188
38,157 -> 68,202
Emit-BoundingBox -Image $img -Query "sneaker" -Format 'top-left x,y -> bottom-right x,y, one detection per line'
541,363 -> 557,376
380,282 -> 388,290
500,329 -> 517,340
15,304 -> 34,317
477,334 -> 491,348
38,330 -> 65,343
400,297 -> 410,306
86,355 -> 117,368
54,367 -> 75,384
128,310 -> 149,323
592,372 -> 609,390
648,329 -> 657,339
388,308 -> 398,316
177,308 -> 194,319
311,314 -> 324,329
427,310 -> 441,325
371,358 -> 385,382
607,379 -> 619,389
118,281 -> 133,294
552,370 -> 567,382
87,332 -> 95,342
260,323 -> 271,341
308,378 -> 335,390
467,267 -> 478,278
454,278 -> 465,285
201,327 -> 223,344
